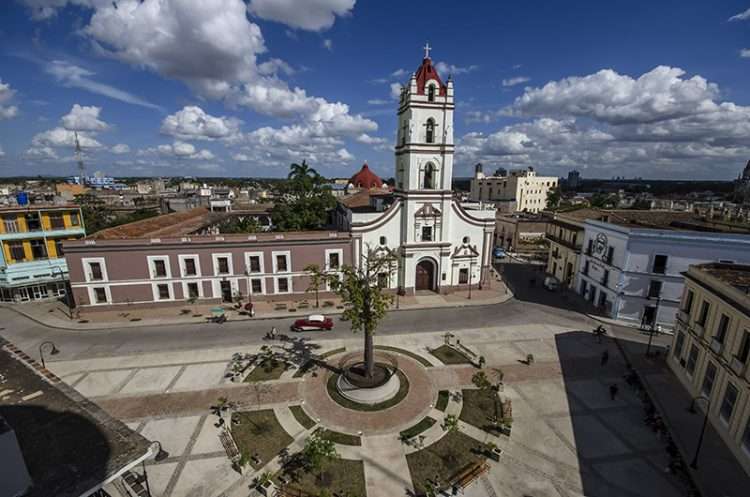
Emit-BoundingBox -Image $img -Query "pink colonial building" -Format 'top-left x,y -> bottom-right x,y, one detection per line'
64,209 -> 352,310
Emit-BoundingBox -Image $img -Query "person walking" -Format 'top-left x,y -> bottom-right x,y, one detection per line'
601,350 -> 609,366
609,383 -> 619,400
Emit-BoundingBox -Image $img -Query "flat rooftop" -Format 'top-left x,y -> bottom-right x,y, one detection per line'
588,210 -> 750,234
0,338 -> 150,497
695,263 -> 750,295
0,204 -> 79,213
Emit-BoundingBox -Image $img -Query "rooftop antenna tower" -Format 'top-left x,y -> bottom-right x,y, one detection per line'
74,131 -> 85,184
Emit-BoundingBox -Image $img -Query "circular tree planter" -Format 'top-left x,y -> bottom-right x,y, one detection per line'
337,362 -> 401,405
327,365 -> 410,412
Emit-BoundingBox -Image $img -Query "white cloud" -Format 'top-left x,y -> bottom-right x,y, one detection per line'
111,143 -> 130,154
336,148 -> 354,161
248,0 -> 355,31
46,60 -> 162,111
61,104 -> 109,131
31,127 -> 103,149
390,83 -> 402,99
0,79 -> 19,120
147,141 -> 216,160
367,99 -> 389,105
391,68 -> 408,78
434,62 -> 478,76
161,106 -> 242,141
502,76 -> 531,87
510,66 -> 719,125
0,145 -> 4,157
729,8 -> 750,21
741,49 -> 750,58
459,67 -> 750,178
232,153 -> 253,162
26,0 -> 375,165
323,39 -> 333,51
24,145 -> 59,160
257,58 -> 295,76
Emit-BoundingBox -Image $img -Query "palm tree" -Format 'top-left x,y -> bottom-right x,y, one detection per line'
288,160 -> 319,182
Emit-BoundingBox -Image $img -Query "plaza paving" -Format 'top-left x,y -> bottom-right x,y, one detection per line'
36,316 -> 696,497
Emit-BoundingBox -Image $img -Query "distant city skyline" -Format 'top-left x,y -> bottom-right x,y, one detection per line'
0,1 -> 749,180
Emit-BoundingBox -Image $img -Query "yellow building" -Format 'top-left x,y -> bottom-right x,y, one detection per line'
0,205 -> 86,302
545,209 -> 604,289
670,263 -> 750,475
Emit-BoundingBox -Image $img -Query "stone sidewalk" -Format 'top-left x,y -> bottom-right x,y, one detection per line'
614,331 -> 750,497
2,282 -> 511,331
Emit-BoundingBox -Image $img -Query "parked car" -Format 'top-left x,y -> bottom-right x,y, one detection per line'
291,314 -> 334,332
543,276 -> 560,291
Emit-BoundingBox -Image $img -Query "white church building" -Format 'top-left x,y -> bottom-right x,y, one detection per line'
336,47 -> 496,294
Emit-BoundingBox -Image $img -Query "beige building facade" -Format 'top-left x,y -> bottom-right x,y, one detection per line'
471,166 -> 558,213
669,263 -> 750,475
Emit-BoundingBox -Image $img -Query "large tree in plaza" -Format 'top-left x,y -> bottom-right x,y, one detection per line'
317,248 -> 397,379
270,160 -> 336,231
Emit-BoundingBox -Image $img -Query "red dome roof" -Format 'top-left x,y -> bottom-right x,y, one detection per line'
349,163 -> 383,189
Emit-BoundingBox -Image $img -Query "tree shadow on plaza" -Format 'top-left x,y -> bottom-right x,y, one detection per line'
552,330 -> 692,497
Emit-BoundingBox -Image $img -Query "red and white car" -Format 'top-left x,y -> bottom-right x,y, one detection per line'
291,314 -> 334,332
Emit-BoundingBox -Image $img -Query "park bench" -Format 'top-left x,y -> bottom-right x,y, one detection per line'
218,429 -> 240,464
449,461 -> 489,492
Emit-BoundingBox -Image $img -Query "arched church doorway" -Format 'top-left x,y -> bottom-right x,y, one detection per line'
415,259 -> 436,291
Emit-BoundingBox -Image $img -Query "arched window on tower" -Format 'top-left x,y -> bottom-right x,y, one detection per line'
423,163 -> 436,189
425,118 -> 435,144
427,84 -> 435,102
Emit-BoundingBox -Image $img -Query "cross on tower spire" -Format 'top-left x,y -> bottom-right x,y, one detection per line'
423,42 -> 432,59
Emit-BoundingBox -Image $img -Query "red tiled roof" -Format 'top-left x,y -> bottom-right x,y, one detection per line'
414,57 -> 447,96
349,163 -> 384,189
90,207 -> 222,239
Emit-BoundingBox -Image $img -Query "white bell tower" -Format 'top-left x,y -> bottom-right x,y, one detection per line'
394,45 -> 455,193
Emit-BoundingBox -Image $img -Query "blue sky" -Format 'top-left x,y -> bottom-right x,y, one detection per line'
0,0 -> 748,180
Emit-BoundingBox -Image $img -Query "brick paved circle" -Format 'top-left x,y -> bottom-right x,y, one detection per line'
300,349 -> 435,436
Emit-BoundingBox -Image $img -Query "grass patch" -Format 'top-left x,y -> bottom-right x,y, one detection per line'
435,390 -> 450,412
315,428 -> 361,446
231,410 -> 293,470
406,430 -> 489,496
292,347 -> 346,378
459,389 -> 501,433
289,405 -> 316,430
374,345 -> 433,367
277,458 -> 365,497
326,368 -> 409,412
429,345 -> 472,365
244,358 -> 287,382
399,416 -> 436,440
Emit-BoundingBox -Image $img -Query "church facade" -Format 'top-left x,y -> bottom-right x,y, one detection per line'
337,49 -> 496,294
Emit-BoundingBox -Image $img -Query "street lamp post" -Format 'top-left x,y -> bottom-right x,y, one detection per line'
688,395 -> 711,469
51,266 -> 72,319
38,341 -> 59,369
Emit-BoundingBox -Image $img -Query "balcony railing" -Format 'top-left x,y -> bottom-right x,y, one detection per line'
729,356 -> 746,376
710,338 -> 723,355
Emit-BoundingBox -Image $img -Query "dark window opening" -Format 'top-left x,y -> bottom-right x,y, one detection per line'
425,119 -> 435,143
277,278 -> 289,293
329,253 -> 340,270
49,213 -> 65,229
30,240 -> 47,260
157,284 -> 170,300
89,262 -> 103,281
251,278 -> 263,294
94,287 -> 107,304
217,257 -> 230,274
647,280 -> 662,299
652,254 -> 668,274
427,85 -> 435,102
248,256 -> 261,273
187,282 -> 199,299
421,226 -> 433,242
26,213 -> 41,231
153,259 -> 167,277
459,268 -> 469,284
9,241 -> 25,261
276,255 -> 288,272
184,258 -> 197,276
